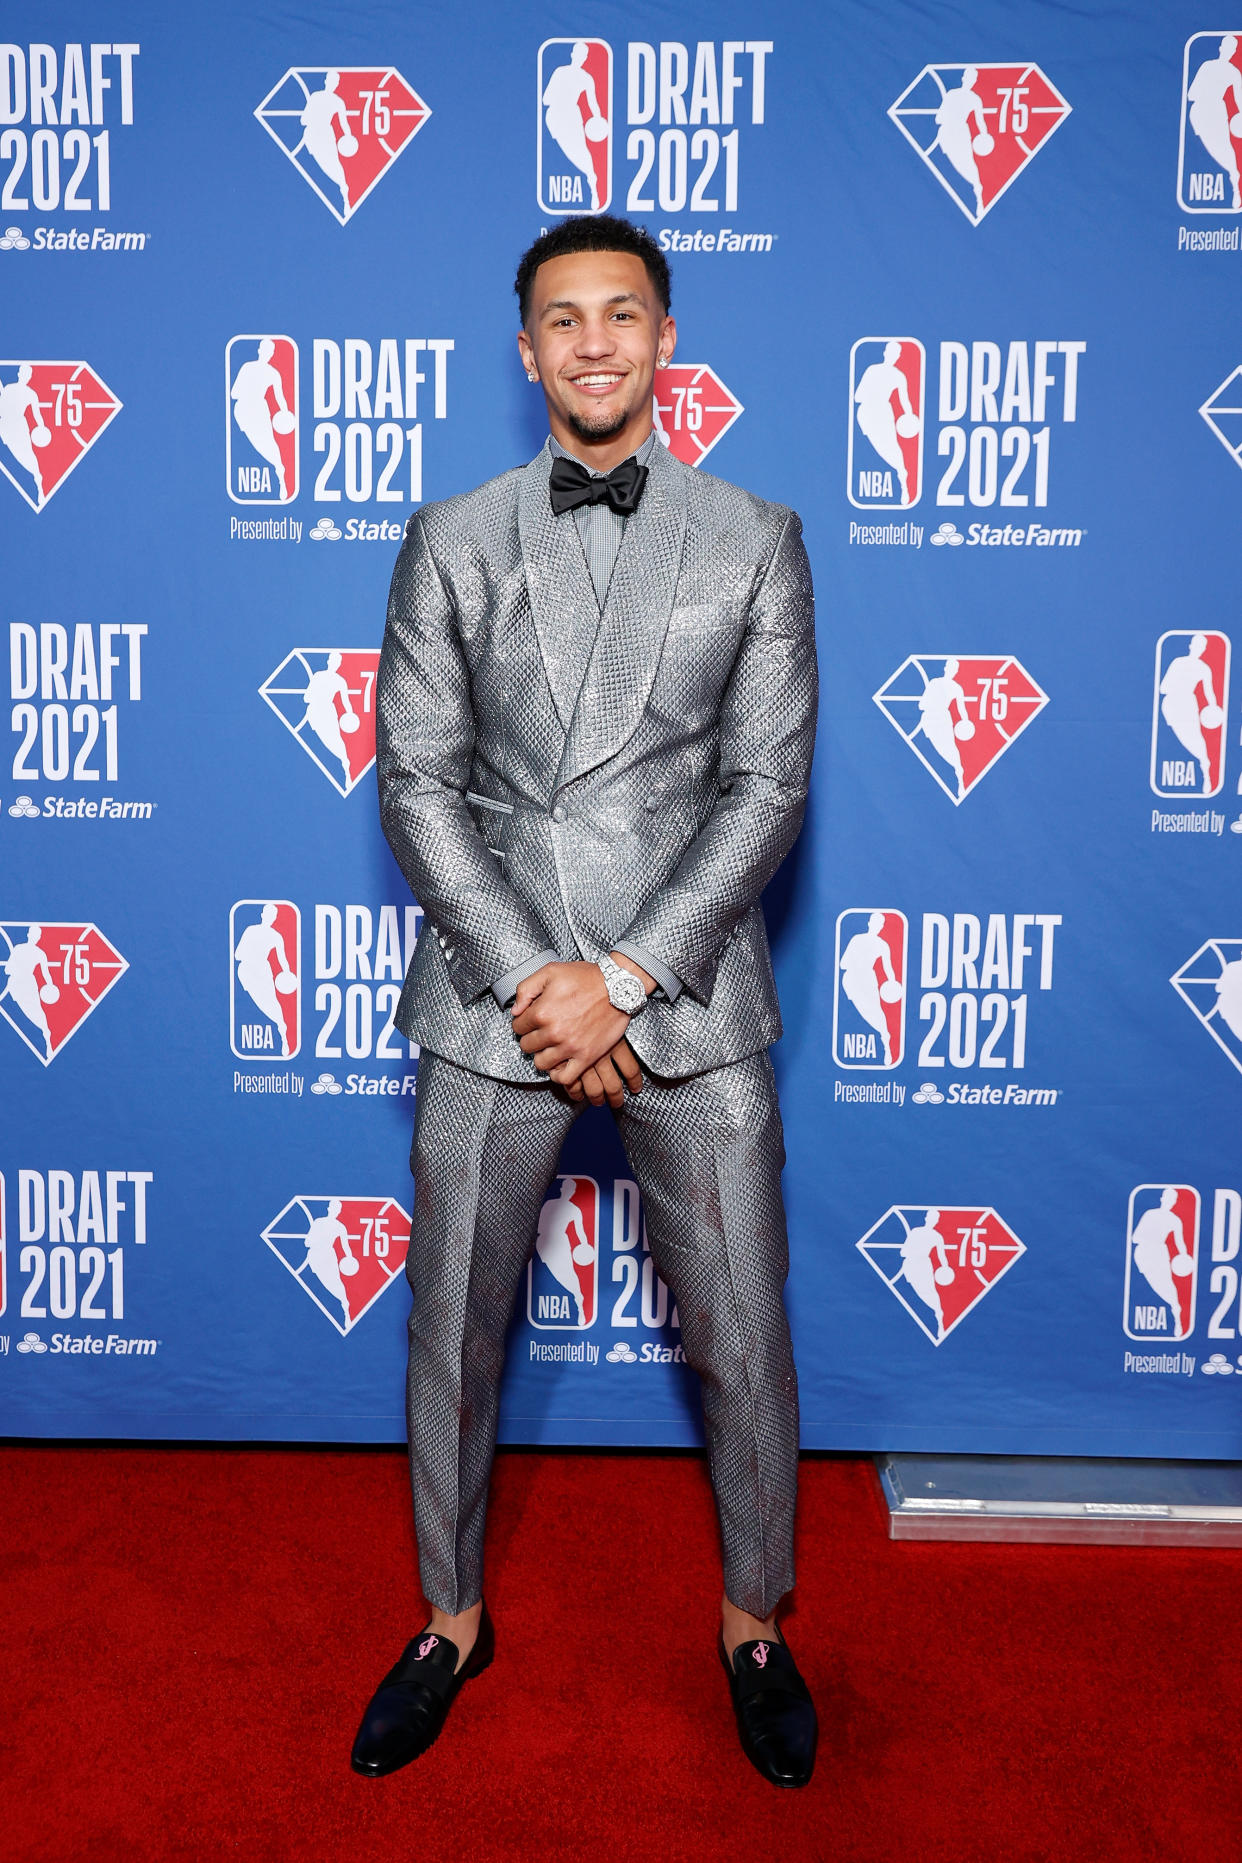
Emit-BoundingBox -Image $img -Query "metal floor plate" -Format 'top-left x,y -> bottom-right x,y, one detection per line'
877,1454 -> 1242,1544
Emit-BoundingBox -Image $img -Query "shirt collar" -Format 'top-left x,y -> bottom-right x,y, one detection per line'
548,429 -> 659,477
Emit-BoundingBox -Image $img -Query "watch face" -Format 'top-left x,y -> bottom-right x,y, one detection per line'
614,973 -> 645,1012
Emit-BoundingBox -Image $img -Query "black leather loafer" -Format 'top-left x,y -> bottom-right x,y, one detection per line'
351,1601 -> 495,1777
718,1628 -> 818,1788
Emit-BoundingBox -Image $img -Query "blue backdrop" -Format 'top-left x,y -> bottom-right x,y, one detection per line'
4,0 -> 1242,1457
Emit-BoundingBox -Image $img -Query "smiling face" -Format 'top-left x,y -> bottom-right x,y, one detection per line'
517,248 -> 675,469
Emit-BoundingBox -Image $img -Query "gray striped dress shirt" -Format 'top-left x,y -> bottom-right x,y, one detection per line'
550,429 -> 660,606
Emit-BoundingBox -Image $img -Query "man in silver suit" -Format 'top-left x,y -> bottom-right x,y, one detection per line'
352,217 -> 819,1789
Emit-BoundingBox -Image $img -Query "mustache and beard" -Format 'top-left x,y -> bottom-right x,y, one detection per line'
565,404 -> 632,442
559,372 -> 652,445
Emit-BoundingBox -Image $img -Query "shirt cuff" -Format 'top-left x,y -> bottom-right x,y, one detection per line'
491,949 -> 559,1008
614,941 -> 683,1003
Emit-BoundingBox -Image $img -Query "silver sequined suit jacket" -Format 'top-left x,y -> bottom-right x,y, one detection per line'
376,438 -> 817,1083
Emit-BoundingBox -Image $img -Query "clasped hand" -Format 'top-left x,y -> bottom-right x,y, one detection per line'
511,959 -> 648,1108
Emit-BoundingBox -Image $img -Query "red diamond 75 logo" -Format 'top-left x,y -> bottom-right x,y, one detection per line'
653,364 -> 742,467
0,921 -> 127,1064
874,654 -> 1048,804
889,64 -> 1071,225
857,1204 -> 1026,1344
259,648 -> 380,797
255,67 -> 431,225
0,362 -> 122,511
262,1195 -> 411,1335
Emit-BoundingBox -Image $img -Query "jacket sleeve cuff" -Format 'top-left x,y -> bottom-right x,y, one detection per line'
491,949 -> 559,1008
614,941 -> 683,1003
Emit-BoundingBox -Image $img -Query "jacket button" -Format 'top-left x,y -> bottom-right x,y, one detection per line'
552,804 -> 566,823
644,794 -> 661,812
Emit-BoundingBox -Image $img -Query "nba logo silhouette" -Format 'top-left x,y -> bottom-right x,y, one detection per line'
0,922 -> 127,1065
652,363 -> 743,467
874,655 -> 1049,805
1124,1185 -> 1200,1342
0,362 -> 122,512
857,1204 -> 1026,1345
1151,631 -> 1230,799
262,1195 -> 411,1336
226,337 -> 298,505
1179,35 -> 1242,210
259,648 -> 381,798
230,902 -> 300,1061
538,40 -> 612,215
255,68 -> 431,225
889,64 -> 1071,225
1171,939 -> 1242,1077
833,910 -> 908,1070
847,340 -> 924,510
526,1175 -> 599,1329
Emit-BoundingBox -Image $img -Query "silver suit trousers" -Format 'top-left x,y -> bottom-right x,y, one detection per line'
405,1048 -> 799,1619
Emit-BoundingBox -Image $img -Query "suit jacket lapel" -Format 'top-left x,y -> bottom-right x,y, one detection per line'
556,442 -> 688,789
517,444 -> 602,731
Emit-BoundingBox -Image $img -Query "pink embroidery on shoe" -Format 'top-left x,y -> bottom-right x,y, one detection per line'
754,1641 -> 770,1668
418,1634 -> 440,1659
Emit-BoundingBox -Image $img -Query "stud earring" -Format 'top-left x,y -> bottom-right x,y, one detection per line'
527,370 -> 538,383
657,356 -> 669,369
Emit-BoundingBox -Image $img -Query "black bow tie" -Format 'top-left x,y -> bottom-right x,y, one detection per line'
549,453 -> 649,518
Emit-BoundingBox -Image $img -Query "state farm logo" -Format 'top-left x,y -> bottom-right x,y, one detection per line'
255,67 -> 431,225
226,337 -> 298,505
857,1204 -> 1026,1344
262,1195 -> 411,1335
1151,631 -> 1230,799
874,655 -> 1048,804
526,1175 -> 600,1329
259,648 -> 379,797
833,910 -> 907,1069
653,364 -> 742,466
1178,35 -> 1242,210
1171,939 -> 1242,1077
538,39 -> 612,213
0,362 -> 121,511
889,63 -> 1071,225
1125,1186 -> 1200,1342
0,921 -> 127,1064
848,339 -> 924,509
230,902 -> 300,1061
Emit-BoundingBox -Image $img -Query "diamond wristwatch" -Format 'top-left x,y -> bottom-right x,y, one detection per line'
597,952 -> 647,1017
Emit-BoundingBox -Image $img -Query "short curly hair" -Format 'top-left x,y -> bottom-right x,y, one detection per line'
514,215 -> 671,327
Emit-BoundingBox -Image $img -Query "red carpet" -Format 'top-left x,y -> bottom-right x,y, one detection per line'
1,1444 -> 1237,1862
